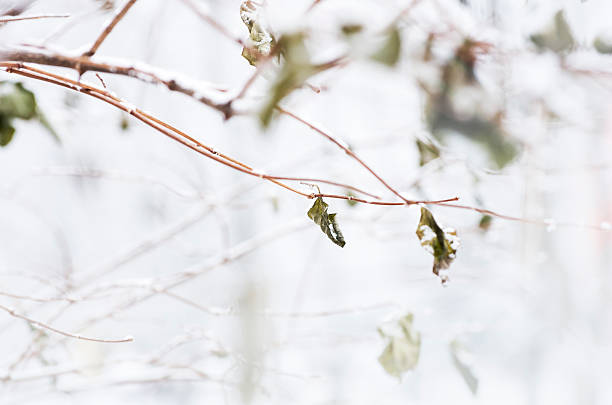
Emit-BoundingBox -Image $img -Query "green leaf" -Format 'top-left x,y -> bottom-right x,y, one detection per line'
120,114 -> 130,131
345,191 -> 358,207
371,26 -> 401,66
530,10 -> 574,53
450,340 -> 478,395
415,207 -> 459,283
240,0 -> 276,66
35,107 -> 60,143
0,115 -> 15,147
416,138 -> 440,166
0,82 -> 60,144
428,98 -> 518,168
259,33 -> 318,127
0,82 -> 37,119
478,214 -> 493,231
378,313 -> 421,378
307,197 -> 346,247
594,37 -> 612,54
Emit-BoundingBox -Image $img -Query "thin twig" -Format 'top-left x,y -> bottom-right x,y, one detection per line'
276,107 -> 416,204
161,290 -> 397,318
2,63 -> 454,207
180,0 -> 245,47
437,203 -> 610,231
0,14 -> 70,23
0,304 -> 133,343
94,72 -> 106,88
83,0 -> 138,57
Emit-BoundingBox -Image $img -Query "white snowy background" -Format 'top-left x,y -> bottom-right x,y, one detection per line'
1,0 -> 611,404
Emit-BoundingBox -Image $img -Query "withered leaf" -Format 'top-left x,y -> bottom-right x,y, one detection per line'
307,197 -> 346,247
378,313 -> 421,378
415,207 -> 459,284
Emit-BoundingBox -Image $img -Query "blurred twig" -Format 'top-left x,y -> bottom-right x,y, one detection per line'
0,304 -> 133,343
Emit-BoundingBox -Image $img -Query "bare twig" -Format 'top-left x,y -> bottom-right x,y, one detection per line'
180,0 -> 244,47
0,14 -> 69,23
0,304 -> 133,343
1,63 -> 454,207
437,203 -> 611,231
83,0 -> 138,57
276,107 -> 417,204
161,290 -> 397,318
94,72 -> 106,87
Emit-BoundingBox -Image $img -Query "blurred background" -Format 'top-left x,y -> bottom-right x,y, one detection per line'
1,0 -> 611,404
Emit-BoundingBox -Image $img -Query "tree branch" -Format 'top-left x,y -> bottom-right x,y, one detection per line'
0,14 -> 69,23
3,62 -> 453,206
276,107 -> 417,204
0,303 -> 133,343
83,0 -> 138,57
180,0 -> 245,47
0,46 -> 234,116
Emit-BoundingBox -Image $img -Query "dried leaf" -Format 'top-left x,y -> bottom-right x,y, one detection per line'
415,207 -> 459,283
530,10 -> 574,53
450,340 -> 478,395
307,197 -> 346,247
240,0 -> 275,66
341,24 -> 363,36
371,26 -> 401,66
416,138 -> 440,166
378,314 -> 421,378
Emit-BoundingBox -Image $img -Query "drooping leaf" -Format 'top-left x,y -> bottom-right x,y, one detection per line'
345,191 -> 358,207
259,33 -> 319,127
378,313 -> 421,378
119,114 -> 130,131
240,0 -> 275,66
415,207 -> 459,284
0,82 -> 37,119
478,214 -> 493,231
594,37 -> 612,54
0,81 -> 59,145
530,10 -> 574,54
450,340 -> 478,395
35,107 -> 60,143
0,115 -> 15,146
416,138 -> 440,166
371,26 -> 401,67
307,197 -> 346,247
